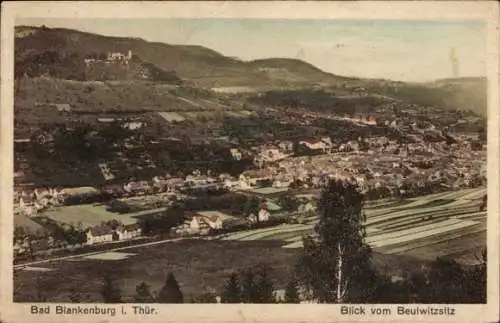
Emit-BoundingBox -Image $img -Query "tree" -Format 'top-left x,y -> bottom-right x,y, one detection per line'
284,277 -> 300,303
101,274 -> 122,303
295,179 -> 376,303
238,264 -> 276,303
191,292 -> 218,303
465,248 -> 487,303
243,196 -> 261,217
240,269 -> 259,303
158,272 -> 184,303
221,273 -> 241,303
254,265 -> 276,303
134,282 -> 156,303
278,196 -> 299,212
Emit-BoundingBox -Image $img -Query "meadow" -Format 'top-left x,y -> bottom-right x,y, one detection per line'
43,204 -> 168,227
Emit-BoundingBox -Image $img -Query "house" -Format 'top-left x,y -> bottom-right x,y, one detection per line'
165,178 -> 185,193
277,140 -> 294,153
152,176 -> 168,192
273,178 -> 292,188
122,121 -> 144,130
54,103 -> 71,113
185,175 -> 215,186
86,225 -> 114,245
321,137 -> 333,147
247,213 -> 258,224
202,214 -> 223,230
116,224 -> 142,241
239,169 -> 273,187
102,184 -> 124,197
258,208 -> 271,222
123,181 -> 151,195
299,140 -> 328,152
298,201 -> 316,214
19,193 -> 40,216
230,148 -> 243,161
222,177 -> 239,189
183,212 -> 211,235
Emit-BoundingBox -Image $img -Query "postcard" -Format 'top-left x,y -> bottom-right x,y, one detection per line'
1,1 -> 499,322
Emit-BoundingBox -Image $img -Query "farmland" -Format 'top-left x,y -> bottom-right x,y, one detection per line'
222,187 -> 487,263
43,204 -> 168,227
13,187 -> 487,302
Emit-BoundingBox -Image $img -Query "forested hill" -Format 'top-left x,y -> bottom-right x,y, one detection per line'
15,25 -> 487,115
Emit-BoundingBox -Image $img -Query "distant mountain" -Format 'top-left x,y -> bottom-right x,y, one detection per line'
14,25 -> 349,88
14,25 -> 487,115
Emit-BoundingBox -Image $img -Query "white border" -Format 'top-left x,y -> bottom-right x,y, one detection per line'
1,2 -> 499,323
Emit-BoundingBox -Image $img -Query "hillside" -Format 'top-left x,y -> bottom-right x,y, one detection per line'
363,77 -> 487,116
15,25 -> 348,89
15,25 -> 487,115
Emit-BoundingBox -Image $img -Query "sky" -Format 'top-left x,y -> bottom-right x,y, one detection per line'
18,18 -> 486,82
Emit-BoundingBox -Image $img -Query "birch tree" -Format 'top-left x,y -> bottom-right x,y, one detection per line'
295,179 -> 376,303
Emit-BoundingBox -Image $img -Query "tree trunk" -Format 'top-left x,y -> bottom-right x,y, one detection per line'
336,243 -> 343,303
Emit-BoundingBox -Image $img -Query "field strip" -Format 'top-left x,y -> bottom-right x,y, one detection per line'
369,220 -> 479,248
374,206 -> 480,230
365,200 -> 412,210
381,225 -> 485,254
237,224 -> 315,241
454,211 -> 487,220
176,96 -> 203,109
459,189 -> 487,201
283,240 -> 305,249
260,228 -> 315,241
222,224 -> 307,240
366,219 -> 464,243
365,203 -> 478,226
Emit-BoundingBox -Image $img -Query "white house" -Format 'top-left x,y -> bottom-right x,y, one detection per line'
116,224 -> 142,241
19,194 -> 40,216
230,148 -> 243,161
54,103 -> 71,113
299,140 -> 328,152
86,225 -> 114,245
277,140 -> 294,153
122,121 -> 144,130
184,213 -> 211,235
258,209 -> 271,222
202,215 -> 223,230
239,169 -> 273,187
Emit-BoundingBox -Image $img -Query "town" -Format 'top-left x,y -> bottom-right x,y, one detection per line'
13,95 -> 486,260
12,23 -> 488,305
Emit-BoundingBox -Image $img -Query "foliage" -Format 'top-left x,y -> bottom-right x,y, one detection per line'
221,273 -> 241,303
277,196 -> 300,212
250,89 -> 384,115
101,274 -> 122,303
295,179 -> 378,303
284,277 -> 300,303
158,272 -> 184,303
138,203 -> 184,235
190,292 -> 218,303
221,264 -> 276,303
134,282 -> 156,303
242,196 -> 261,217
